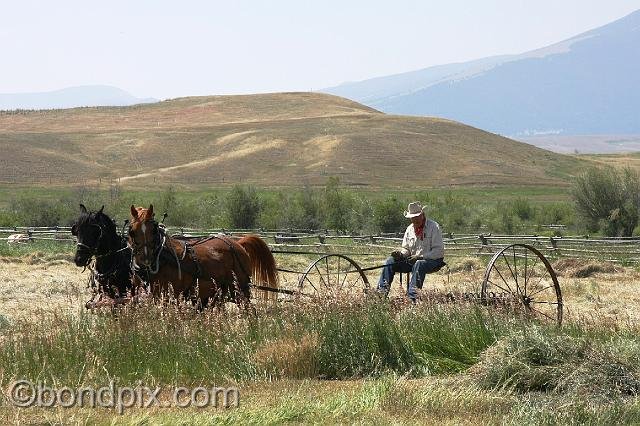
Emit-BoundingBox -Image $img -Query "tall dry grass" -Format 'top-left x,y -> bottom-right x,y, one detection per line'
0,299 -> 515,388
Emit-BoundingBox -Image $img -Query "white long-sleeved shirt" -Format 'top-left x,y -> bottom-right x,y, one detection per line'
400,219 -> 444,259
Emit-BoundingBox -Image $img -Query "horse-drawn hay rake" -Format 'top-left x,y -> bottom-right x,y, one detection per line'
258,243 -> 563,325
64,205 -> 562,324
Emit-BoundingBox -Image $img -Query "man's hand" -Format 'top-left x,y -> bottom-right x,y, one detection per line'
408,254 -> 423,263
391,250 -> 405,260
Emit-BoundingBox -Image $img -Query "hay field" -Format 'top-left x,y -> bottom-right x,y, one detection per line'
2,254 -> 640,424
1,254 -> 637,323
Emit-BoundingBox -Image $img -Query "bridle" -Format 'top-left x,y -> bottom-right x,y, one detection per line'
74,218 -> 129,267
73,222 -> 105,267
129,218 -> 166,275
74,209 -> 138,304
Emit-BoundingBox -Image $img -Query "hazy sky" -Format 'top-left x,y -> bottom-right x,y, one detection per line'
2,1 -> 639,99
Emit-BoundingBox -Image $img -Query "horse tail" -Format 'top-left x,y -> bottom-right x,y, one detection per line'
237,235 -> 278,300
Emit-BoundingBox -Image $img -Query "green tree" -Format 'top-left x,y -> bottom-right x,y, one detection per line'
572,166 -> 640,237
322,177 -> 354,232
225,185 -> 261,229
373,197 -> 405,232
156,186 -> 181,226
511,198 -> 533,221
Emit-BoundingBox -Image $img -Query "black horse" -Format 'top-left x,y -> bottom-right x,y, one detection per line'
72,204 -> 134,305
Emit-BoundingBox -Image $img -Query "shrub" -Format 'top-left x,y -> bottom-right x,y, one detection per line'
259,187 -> 322,230
156,186 -> 191,227
297,185 -> 322,230
8,196 -> 73,226
225,185 -> 261,229
192,195 -> 224,228
535,202 -> 574,227
322,177 -> 355,232
373,197 -> 405,233
487,202 -> 520,234
511,198 -> 533,221
573,166 -> 640,237
420,192 -> 474,232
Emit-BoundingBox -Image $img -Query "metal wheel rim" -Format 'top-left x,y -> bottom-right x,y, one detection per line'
298,254 -> 370,297
481,243 -> 563,324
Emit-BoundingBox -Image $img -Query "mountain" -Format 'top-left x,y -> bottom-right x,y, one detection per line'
0,92 -> 587,187
323,10 -> 640,136
0,85 -> 157,110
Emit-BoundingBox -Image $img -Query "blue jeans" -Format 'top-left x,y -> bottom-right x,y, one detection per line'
377,257 -> 445,300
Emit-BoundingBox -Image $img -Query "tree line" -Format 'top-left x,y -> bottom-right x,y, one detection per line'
0,167 -> 637,237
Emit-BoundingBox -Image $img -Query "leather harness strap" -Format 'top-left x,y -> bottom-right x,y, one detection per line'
142,226 -> 253,302
169,233 -> 250,287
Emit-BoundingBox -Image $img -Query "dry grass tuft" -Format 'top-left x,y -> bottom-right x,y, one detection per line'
254,333 -> 320,379
448,257 -> 484,273
553,258 -> 620,278
472,327 -> 640,399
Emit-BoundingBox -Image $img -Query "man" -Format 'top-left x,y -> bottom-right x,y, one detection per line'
377,201 -> 445,302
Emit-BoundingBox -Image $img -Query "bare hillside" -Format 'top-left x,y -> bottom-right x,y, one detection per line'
0,92 -> 586,187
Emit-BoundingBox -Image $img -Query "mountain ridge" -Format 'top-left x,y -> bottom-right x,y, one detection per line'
0,85 -> 157,110
323,10 -> 640,136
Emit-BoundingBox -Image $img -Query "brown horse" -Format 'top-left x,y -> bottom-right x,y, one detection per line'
128,204 -> 278,307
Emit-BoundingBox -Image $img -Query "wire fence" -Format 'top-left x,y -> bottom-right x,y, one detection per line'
2,225 -> 639,264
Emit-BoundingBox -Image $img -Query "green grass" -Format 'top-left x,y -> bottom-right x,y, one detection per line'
0,184 -> 572,210
0,240 -> 74,258
3,298 -> 640,423
5,377 -> 640,425
0,183 -> 579,237
0,301 -> 512,388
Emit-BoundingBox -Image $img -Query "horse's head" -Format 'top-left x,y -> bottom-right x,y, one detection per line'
128,204 -> 162,268
71,204 -> 113,267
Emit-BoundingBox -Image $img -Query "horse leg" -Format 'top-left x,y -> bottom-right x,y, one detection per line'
233,275 -> 254,315
192,282 -> 211,312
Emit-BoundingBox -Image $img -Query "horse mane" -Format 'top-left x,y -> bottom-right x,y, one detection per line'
77,208 -> 118,239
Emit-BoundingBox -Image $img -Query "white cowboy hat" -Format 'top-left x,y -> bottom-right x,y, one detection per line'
404,202 -> 426,218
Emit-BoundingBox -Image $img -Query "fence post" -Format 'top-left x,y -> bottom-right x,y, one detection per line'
478,234 -> 490,254
549,237 -> 560,256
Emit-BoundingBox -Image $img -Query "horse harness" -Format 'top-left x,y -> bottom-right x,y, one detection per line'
132,222 -> 252,294
76,220 -> 134,305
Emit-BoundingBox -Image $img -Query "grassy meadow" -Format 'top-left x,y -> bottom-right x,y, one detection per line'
2,173 -> 640,423
2,247 -> 640,424
4,92 -> 640,424
0,183 -> 579,240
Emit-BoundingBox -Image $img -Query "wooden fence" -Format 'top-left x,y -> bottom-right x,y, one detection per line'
2,226 -> 639,263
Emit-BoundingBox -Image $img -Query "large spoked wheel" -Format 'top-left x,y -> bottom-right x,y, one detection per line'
298,254 -> 370,297
482,244 -> 563,325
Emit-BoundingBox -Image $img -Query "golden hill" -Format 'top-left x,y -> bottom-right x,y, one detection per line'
0,92 -> 587,187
